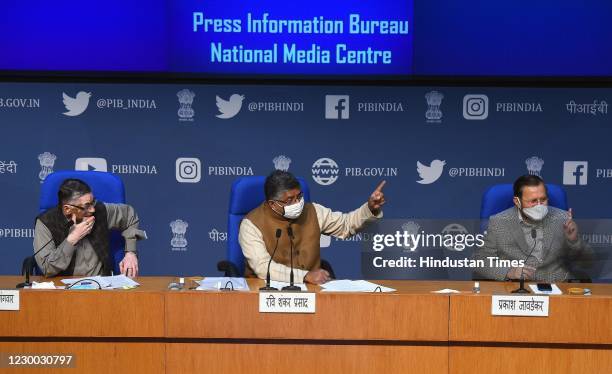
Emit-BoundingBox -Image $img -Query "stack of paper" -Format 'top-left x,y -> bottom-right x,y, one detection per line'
319,280 -> 396,293
196,277 -> 250,291
61,275 -> 140,289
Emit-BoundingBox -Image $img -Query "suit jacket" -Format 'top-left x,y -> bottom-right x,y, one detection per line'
473,206 -> 592,282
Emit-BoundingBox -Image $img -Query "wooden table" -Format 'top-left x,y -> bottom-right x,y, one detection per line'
448,282 -> 612,374
0,277 -> 610,373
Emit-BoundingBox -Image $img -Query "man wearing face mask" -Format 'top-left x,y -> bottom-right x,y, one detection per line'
239,170 -> 385,284
473,174 -> 592,282
33,179 -> 146,277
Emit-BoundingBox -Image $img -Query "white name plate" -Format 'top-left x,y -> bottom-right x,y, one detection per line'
492,295 -> 549,317
259,292 -> 316,314
0,290 -> 19,311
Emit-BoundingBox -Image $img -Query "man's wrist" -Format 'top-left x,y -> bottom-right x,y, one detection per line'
66,235 -> 78,246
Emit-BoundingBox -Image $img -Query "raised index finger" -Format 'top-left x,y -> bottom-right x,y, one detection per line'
374,180 -> 387,192
567,208 -> 573,220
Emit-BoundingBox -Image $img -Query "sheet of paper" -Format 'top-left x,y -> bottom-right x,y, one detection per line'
528,283 -> 563,295
31,281 -> 56,289
61,276 -> 111,289
106,275 -> 140,289
196,277 -> 250,291
320,279 -> 396,293
61,275 -> 140,289
269,280 -> 308,291
432,289 -> 461,294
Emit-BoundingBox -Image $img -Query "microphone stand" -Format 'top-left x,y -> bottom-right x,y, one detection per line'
17,236 -> 55,288
260,228 -> 282,291
512,229 -> 538,294
282,225 -> 301,291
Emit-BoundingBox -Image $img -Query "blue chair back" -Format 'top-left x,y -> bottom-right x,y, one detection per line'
227,176 -> 311,276
480,183 -> 568,231
39,170 -> 126,274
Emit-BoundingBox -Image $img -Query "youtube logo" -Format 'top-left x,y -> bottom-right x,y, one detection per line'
75,157 -> 108,172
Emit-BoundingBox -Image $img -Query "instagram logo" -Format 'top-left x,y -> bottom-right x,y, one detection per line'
176,158 -> 201,183
463,94 -> 489,120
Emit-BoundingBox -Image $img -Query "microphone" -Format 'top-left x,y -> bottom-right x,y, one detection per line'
17,220 -> 76,288
259,228 -> 282,291
16,235 -> 57,288
512,228 -> 537,294
282,225 -> 301,291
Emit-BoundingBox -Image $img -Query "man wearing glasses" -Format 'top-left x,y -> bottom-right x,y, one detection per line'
239,170 -> 386,285
33,179 -> 145,277
473,174 -> 591,282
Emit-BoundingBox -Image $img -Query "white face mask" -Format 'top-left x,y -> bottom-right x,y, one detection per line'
281,197 -> 304,219
521,203 -> 549,221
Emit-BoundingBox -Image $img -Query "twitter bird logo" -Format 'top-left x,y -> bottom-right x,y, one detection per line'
62,91 -> 92,117
216,94 -> 245,119
417,159 -> 446,184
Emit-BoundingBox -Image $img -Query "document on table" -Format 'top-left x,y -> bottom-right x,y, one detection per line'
320,280 -> 396,293
196,277 -> 250,291
61,276 -> 111,288
106,275 -> 140,289
61,275 -> 140,289
431,289 -> 461,294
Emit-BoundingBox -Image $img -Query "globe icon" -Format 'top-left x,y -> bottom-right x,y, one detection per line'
311,158 -> 339,186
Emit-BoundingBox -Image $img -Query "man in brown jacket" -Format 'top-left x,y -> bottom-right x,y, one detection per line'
239,170 -> 385,284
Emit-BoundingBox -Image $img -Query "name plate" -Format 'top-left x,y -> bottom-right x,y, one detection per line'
259,292 -> 316,314
0,290 -> 19,311
492,295 -> 549,317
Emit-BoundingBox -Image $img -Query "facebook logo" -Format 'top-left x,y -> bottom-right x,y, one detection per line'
563,161 -> 588,185
325,95 -> 350,119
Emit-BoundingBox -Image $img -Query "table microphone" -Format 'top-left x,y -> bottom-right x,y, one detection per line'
512,228 -> 537,294
282,225 -> 301,291
260,228 -> 282,291
15,220 -> 75,289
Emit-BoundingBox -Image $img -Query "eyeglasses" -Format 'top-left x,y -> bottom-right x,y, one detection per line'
273,192 -> 303,206
67,199 -> 97,211
522,197 -> 548,206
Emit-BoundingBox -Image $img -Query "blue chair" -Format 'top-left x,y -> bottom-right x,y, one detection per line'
218,176 -> 335,278
37,170 -> 127,275
480,183 -> 568,232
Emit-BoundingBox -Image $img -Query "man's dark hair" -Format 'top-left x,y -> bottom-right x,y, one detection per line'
513,174 -> 546,198
58,179 -> 92,205
264,170 -> 300,200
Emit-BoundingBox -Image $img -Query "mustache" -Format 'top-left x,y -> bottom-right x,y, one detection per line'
75,214 -> 95,223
